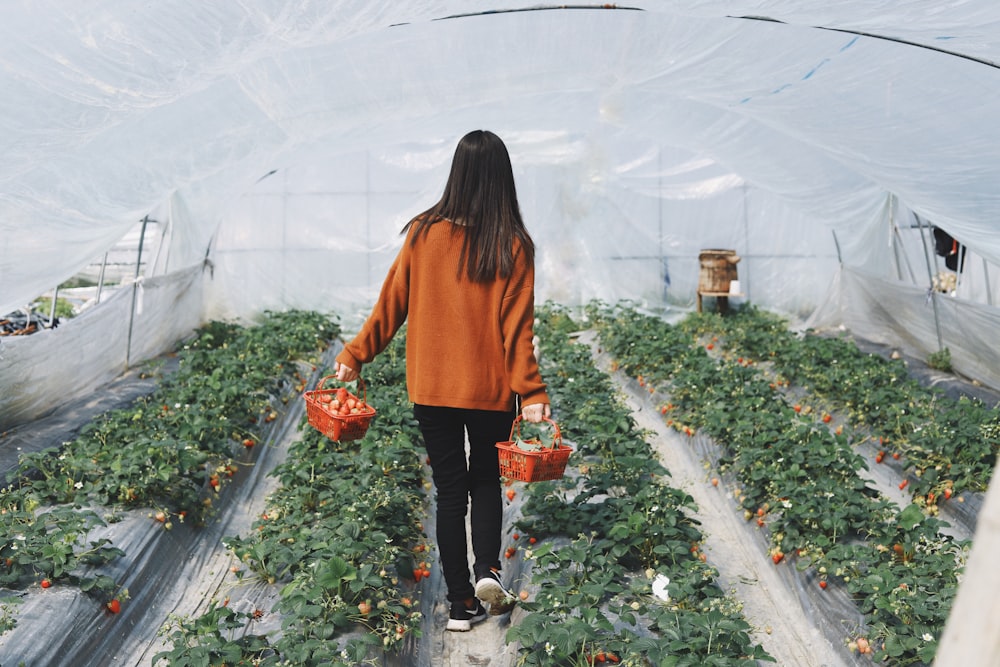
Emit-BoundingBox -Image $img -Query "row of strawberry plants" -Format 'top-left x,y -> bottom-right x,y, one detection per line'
588,301 -> 972,665
506,304 -> 774,666
703,306 -> 998,505
0,310 -> 333,627
155,333 -> 431,666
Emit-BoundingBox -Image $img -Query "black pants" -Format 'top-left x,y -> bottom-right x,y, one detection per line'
413,404 -> 516,602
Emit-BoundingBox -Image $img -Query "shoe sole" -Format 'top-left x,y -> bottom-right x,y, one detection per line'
446,619 -> 472,632
446,612 -> 487,632
475,578 -> 516,616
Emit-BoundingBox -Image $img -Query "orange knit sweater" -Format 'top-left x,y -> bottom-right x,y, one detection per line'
336,218 -> 549,412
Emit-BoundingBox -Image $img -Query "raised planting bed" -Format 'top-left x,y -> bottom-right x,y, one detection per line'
586,301 -> 996,665
0,310 -> 337,664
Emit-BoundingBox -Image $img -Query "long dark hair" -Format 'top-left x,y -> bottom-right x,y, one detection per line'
404,130 -> 535,282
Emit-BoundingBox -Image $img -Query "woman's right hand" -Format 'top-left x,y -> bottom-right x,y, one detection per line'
521,402 -> 551,423
335,361 -> 359,382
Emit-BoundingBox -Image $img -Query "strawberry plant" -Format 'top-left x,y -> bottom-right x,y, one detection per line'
589,301 -> 983,665
1,309 -> 336,633
506,303 -> 774,666
156,332 -> 428,666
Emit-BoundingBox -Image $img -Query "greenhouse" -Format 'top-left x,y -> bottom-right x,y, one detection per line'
1,2 -> 999,666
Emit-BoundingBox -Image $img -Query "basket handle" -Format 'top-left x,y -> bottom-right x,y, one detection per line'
509,416 -> 561,450
313,375 -> 367,401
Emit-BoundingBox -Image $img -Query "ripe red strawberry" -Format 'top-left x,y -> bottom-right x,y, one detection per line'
40,578 -> 52,589
819,580 -> 828,590
107,599 -> 121,614
506,489 -> 516,502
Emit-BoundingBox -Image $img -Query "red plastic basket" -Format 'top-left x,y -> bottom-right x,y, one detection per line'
303,376 -> 376,442
496,417 -> 571,482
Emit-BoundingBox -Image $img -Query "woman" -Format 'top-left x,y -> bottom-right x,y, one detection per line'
334,130 -> 551,632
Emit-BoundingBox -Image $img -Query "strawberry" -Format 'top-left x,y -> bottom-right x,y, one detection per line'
822,413 -> 832,423
819,580 -> 827,590
40,578 -> 52,589
506,489 -> 516,502
107,599 -> 121,614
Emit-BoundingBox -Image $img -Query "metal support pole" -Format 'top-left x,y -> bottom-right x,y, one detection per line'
984,258 -> 994,306
887,194 -> 902,281
891,223 -> 917,283
915,215 -> 945,352
96,251 -> 108,303
125,216 -> 149,369
48,286 -> 59,328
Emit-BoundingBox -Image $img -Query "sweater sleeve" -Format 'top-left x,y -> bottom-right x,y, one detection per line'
336,243 -> 410,373
500,248 -> 549,406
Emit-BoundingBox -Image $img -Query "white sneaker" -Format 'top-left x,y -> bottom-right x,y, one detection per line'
446,600 -> 488,632
475,570 -> 516,616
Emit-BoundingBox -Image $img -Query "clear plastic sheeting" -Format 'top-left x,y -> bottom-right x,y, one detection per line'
9,2 -> 1000,422
0,264 -> 203,430
808,266 -> 1000,393
3,2 -> 1000,320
